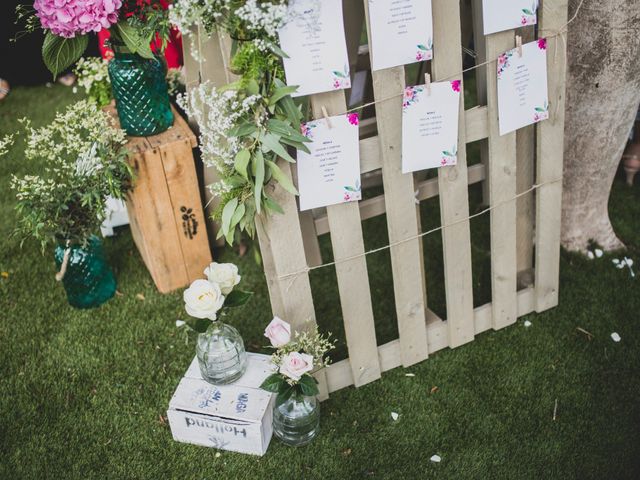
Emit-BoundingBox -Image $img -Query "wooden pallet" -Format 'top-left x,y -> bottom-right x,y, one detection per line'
106,105 -> 212,293
183,0 -> 568,399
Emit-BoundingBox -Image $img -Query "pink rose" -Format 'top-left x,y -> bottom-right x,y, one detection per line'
538,38 -> 547,50
279,352 -> 314,381
450,80 -> 461,92
347,113 -> 359,126
264,316 -> 291,347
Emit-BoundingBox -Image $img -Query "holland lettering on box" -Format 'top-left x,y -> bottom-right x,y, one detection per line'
167,353 -> 276,456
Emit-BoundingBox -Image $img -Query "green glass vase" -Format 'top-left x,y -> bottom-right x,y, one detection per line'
54,236 -> 116,309
108,48 -> 174,137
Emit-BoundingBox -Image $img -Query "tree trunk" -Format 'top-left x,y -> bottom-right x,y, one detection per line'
562,0 -> 640,252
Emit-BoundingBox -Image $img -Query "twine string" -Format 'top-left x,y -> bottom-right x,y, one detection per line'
281,177 -> 563,291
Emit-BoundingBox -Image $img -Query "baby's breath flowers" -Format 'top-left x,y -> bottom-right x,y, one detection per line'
3,100 -> 133,250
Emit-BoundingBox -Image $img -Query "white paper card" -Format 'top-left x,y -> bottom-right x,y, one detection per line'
401,81 -> 461,173
297,113 -> 362,211
278,0 -> 351,97
482,0 -> 538,35
497,39 -> 549,136
368,0 -> 433,71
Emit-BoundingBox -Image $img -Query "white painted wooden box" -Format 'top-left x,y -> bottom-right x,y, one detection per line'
167,353 -> 275,456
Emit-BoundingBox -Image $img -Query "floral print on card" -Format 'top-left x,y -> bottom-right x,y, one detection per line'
343,180 -> 361,202
497,51 -> 514,79
441,145 -> 458,167
416,39 -> 433,62
521,1 -> 538,26
403,86 -> 425,111
332,64 -> 351,90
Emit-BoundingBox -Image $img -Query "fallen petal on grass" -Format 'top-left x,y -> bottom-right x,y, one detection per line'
405,373 -> 415,377
391,412 -> 399,421
587,251 -> 595,260
430,455 -> 441,463
136,293 -> 145,301
430,386 -> 439,395
595,248 -> 603,258
611,332 -> 621,342
175,320 -> 185,328
524,320 -> 532,327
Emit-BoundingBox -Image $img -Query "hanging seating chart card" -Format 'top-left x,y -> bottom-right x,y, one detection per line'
368,0 -> 434,71
401,80 -> 461,173
278,0 -> 351,97
297,113 -> 362,211
497,39 -> 549,136
482,0 -> 538,35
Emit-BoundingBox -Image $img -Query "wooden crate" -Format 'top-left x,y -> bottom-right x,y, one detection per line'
183,0 -> 568,399
107,106 -> 212,293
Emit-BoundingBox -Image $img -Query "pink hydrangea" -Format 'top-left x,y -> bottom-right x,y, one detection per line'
34,0 -> 123,38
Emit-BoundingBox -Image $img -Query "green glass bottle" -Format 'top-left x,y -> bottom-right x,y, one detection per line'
54,236 -> 116,309
108,47 -> 174,137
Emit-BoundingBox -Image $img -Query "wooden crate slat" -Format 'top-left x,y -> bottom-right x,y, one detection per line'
309,91 -> 381,387
432,0 -> 476,347
127,148 -> 190,292
535,0 -> 569,312
363,0 -> 430,366
158,139 -> 212,282
485,30 -> 519,330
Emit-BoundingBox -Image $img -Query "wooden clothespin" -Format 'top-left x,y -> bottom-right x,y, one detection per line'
516,35 -> 523,57
425,73 -> 431,96
321,105 -> 332,128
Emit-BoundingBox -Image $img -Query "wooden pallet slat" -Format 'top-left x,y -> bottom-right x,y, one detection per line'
535,0 -> 569,312
363,1 -> 429,366
432,0 -> 476,347
309,91 -> 382,387
484,30 -> 519,330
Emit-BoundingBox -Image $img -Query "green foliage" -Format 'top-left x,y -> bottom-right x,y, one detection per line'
5,100 -> 133,250
74,57 -> 112,108
42,32 -> 88,78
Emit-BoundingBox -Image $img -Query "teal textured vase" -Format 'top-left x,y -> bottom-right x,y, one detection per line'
108,48 -> 174,137
54,236 -> 116,309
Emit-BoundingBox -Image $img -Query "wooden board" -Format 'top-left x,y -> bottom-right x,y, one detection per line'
535,0 -> 569,311
159,138 -> 212,282
432,0 -> 476,347
309,91 -> 381,387
363,1 -> 429,366
126,147 -> 190,293
484,30 -> 519,330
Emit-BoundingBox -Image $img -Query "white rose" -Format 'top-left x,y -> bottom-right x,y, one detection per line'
204,262 -> 241,295
183,279 -> 225,321
264,316 -> 291,347
279,352 -> 314,382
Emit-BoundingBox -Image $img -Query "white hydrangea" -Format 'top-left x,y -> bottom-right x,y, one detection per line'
74,57 -> 110,92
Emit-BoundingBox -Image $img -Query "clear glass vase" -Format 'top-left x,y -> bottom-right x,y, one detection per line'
108,47 -> 174,137
272,394 -> 320,447
54,236 -> 116,309
196,322 -> 248,385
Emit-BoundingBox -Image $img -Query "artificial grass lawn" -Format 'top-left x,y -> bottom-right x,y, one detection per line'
1,85 -> 640,479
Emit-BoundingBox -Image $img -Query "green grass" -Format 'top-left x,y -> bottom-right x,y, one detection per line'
1,85 -> 639,479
